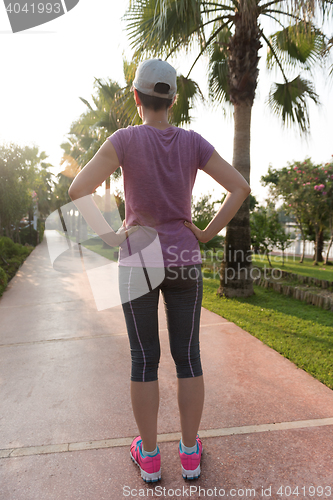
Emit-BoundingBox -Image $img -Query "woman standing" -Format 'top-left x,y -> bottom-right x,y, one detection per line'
69,58 -> 250,483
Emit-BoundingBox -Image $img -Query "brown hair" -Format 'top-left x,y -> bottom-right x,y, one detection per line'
136,83 -> 173,111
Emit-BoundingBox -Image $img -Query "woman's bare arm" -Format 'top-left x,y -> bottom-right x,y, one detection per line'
184,150 -> 251,243
68,140 -> 136,246
68,140 -> 120,199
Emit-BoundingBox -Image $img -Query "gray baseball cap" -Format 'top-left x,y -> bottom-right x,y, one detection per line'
132,59 -> 177,99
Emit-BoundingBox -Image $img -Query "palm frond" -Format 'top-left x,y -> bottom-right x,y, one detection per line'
115,86 -> 142,126
266,23 -> 327,73
208,25 -> 231,105
123,59 -> 137,87
115,59 -> 142,125
267,76 -> 319,134
94,78 -> 121,102
125,0 -> 221,58
261,0 -> 333,22
170,75 -> 204,125
79,97 -> 93,111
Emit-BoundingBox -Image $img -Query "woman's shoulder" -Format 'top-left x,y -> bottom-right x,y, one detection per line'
177,127 -> 205,139
112,125 -> 136,135
108,125 -> 137,144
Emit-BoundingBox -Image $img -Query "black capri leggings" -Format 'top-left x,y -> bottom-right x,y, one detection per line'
119,264 -> 203,382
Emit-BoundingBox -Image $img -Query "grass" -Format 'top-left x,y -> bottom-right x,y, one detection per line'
202,276 -> 333,390
57,231 -> 119,262
202,253 -> 333,281
80,237 -> 118,262
252,254 -> 333,281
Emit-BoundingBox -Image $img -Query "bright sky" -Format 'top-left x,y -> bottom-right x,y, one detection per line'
1,0 -> 333,205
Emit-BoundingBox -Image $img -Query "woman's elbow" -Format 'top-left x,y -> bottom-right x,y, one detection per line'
68,185 -> 76,200
237,183 -> 251,199
68,184 -> 83,201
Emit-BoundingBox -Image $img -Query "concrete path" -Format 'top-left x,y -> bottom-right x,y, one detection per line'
1,233 -> 333,500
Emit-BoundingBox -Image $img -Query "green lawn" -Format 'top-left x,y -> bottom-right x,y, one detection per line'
202,277 -> 333,390
81,237 -> 118,262
252,254 -> 333,281
202,253 -> 333,281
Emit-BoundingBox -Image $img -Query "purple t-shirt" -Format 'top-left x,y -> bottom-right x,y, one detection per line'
108,124 -> 214,266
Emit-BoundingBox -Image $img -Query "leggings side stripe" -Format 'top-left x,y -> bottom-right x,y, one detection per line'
128,267 -> 146,382
188,277 -> 199,377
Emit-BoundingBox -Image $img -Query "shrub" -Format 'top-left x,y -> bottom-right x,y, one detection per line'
0,236 -> 31,258
0,237 -> 33,295
0,237 -> 19,258
19,226 -> 38,246
0,266 -> 8,296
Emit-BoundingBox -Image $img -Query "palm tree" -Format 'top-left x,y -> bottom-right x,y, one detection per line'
61,78 -> 126,173
61,77 -> 133,243
124,0 -> 332,297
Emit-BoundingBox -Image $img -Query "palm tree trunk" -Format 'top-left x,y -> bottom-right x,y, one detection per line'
324,233 -> 333,265
218,6 -> 260,298
219,103 -> 254,297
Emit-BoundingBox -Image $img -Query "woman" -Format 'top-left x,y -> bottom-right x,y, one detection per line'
69,58 -> 251,483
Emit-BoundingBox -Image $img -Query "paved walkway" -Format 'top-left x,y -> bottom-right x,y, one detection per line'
1,233 -> 333,500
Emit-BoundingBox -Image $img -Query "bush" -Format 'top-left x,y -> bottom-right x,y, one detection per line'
0,266 -> 7,296
0,236 -> 19,258
0,237 -> 33,295
19,219 -> 46,245
0,236 -> 31,258
19,225 -> 38,246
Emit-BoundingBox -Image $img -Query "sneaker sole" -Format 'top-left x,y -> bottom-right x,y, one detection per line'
130,451 -> 161,483
181,463 -> 201,480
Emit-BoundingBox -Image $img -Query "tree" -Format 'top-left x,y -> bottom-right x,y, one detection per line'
124,0 -> 332,296
274,214 -> 292,266
262,158 -> 333,265
250,205 -> 284,267
62,78 -> 130,171
60,76 -> 133,245
0,144 -> 29,239
0,144 -> 53,243
51,172 -> 73,211
191,193 -> 225,252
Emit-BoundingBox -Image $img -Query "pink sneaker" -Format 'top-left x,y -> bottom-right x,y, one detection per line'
130,437 -> 161,483
179,436 -> 202,479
